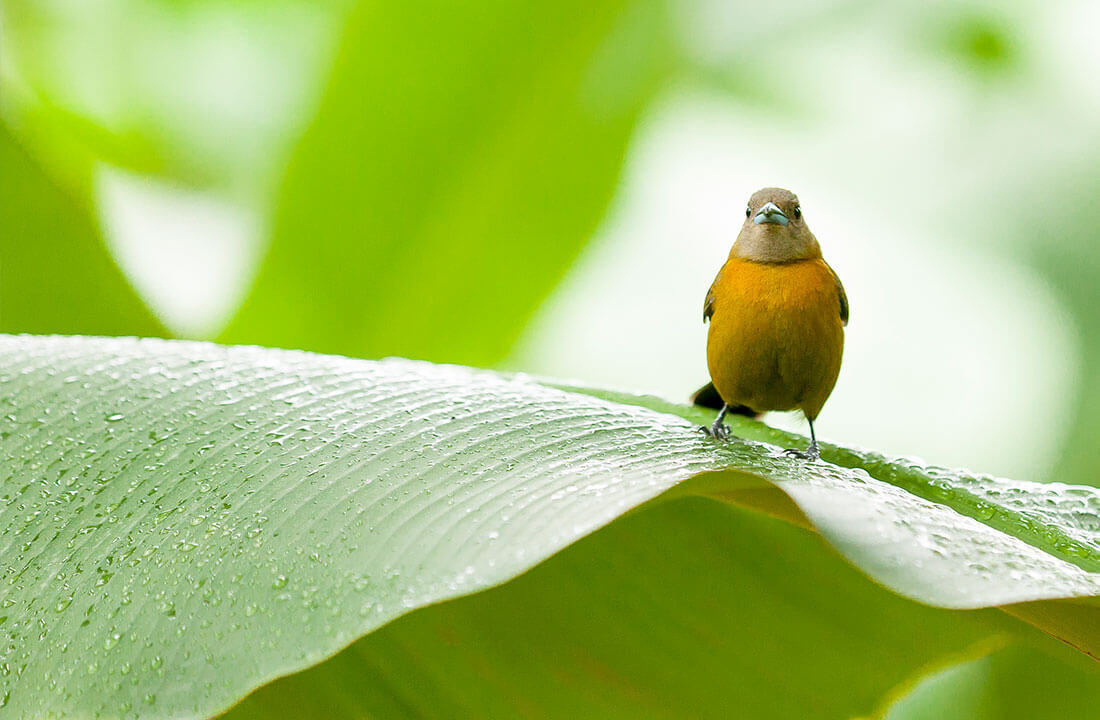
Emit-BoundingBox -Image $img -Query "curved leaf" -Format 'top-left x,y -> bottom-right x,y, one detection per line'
1,335 -> 721,718
2,335 -> 1099,718
556,382 -> 1100,606
225,501 -> 1005,720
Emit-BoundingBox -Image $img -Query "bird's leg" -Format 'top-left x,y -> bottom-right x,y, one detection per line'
700,404 -> 732,441
784,418 -> 820,460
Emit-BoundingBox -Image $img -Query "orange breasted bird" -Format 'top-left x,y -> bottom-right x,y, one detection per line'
696,187 -> 847,460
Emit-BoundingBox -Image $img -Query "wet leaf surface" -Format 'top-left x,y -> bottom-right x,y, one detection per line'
2,335 -> 1098,717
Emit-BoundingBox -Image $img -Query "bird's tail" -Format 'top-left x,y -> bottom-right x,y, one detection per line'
690,382 -> 760,418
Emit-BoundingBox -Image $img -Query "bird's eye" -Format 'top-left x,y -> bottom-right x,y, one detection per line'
793,206 -> 802,219
745,206 -> 751,218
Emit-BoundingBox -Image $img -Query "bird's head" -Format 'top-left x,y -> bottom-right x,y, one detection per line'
732,187 -> 822,263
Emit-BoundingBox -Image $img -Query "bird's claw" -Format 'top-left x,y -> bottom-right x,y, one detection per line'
783,443 -> 820,461
700,422 -> 732,441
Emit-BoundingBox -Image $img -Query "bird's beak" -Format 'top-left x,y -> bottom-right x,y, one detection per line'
753,201 -> 788,226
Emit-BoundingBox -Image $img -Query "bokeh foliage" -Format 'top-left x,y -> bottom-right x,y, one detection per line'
221,0 -> 670,364
0,127 -> 164,336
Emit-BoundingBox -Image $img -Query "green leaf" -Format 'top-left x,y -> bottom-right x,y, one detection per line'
2,335 -> 1099,718
0,126 -> 165,337
554,381 -> 1100,607
224,501 -> 1004,720
220,0 -> 669,364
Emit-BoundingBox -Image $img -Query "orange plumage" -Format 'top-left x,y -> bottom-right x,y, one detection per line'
701,188 -> 847,458
707,257 -> 844,421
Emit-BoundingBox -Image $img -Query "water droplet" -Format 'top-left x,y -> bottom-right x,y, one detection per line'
105,413 -> 124,423
272,575 -> 287,589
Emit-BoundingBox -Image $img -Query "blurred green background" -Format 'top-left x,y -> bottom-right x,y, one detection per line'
2,0 -> 1098,487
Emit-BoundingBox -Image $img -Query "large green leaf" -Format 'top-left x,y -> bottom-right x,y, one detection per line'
2,335 -> 1099,718
0,126 -> 165,337
555,383 -> 1100,607
224,501 -> 1007,720
220,0 -> 668,364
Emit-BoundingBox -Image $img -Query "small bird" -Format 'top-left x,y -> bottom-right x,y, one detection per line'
697,187 -> 847,460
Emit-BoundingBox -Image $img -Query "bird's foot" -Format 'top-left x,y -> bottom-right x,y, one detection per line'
783,441 -> 819,461
700,420 -> 732,441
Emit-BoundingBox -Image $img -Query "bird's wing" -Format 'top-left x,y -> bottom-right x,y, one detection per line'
826,262 -> 848,326
703,265 -> 724,323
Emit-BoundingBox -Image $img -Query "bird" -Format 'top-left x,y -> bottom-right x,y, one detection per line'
696,187 -> 847,460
